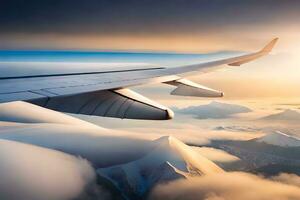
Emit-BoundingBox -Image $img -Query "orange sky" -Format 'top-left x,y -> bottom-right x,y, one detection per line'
2,25 -> 300,99
1,0 -> 300,99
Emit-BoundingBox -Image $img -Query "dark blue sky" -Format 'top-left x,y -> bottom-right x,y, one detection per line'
1,0 -> 299,35
0,0 -> 299,50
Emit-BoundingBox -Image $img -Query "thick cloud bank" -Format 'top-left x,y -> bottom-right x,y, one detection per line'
0,139 -> 100,200
175,101 -> 252,119
150,172 -> 300,200
193,147 -> 240,163
0,101 -> 154,168
272,173 -> 300,187
0,123 -> 153,168
0,101 -> 98,127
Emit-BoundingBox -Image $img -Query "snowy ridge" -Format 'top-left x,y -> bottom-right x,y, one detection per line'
257,131 -> 300,147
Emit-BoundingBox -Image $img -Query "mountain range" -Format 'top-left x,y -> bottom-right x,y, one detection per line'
175,101 -> 252,119
210,131 -> 300,175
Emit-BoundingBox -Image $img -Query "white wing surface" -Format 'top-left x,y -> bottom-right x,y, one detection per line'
0,38 -> 278,120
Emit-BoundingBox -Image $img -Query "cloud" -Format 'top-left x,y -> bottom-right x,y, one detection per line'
0,101 -> 99,128
0,139 -> 108,200
192,147 -> 240,163
149,172 -> 300,200
0,101 -> 260,168
122,127 -> 262,146
0,123 -> 154,168
272,173 -> 300,187
0,101 -> 157,168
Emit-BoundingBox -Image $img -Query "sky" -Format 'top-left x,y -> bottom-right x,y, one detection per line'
1,0 -> 299,51
0,0 -> 300,99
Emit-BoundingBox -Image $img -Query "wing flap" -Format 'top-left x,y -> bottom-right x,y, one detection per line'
27,89 -> 174,120
166,79 -> 223,97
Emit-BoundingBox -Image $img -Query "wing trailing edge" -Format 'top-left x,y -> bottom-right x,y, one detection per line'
28,89 -> 174,120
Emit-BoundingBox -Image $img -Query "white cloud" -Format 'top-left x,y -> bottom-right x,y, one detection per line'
272,173 -> 300,187
0,139 -> 107,200
192,147 -> 240,163
149,172 -> 300,200
0,123 -> 155,168
0,101 -> 100,128
123,127 -> 262,145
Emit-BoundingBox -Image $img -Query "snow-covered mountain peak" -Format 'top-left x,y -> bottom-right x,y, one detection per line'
176,101 -> 252,119
257,131 -> 300,147
97,136 -> 223,198
147,136 -> 223,175
261,109 -> 300,121
283,109 -> 299,115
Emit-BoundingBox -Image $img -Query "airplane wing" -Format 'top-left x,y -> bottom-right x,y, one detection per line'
0,38 -> 278,120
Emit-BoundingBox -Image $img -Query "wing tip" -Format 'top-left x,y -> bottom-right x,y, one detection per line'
261,37 -> 279,53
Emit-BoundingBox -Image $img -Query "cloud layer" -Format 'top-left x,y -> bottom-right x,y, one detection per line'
272,173 -> 300,187
0,123 -> 153,168
150,172 -> 300,200
0,101 -> 99,127
192,147 -> 240,163
0,139 -> 100,200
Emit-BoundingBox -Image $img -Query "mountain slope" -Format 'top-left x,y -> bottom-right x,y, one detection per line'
257,131 -> 300,147
97,136 -> 223,199
175,101 -> 252,119
261,109 -> 300,121
209,131 -> 300,174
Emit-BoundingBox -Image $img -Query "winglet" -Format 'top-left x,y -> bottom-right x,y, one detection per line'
228,38 -> 278,66
164,37 -> 279,75
260,37 -> 279,53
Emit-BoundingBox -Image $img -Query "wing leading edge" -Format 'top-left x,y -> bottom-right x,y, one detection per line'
0,38 -> 278,120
